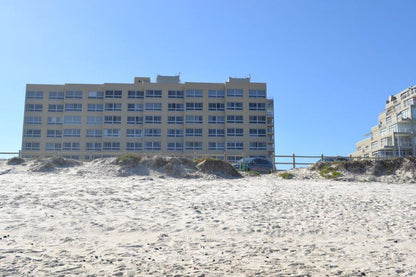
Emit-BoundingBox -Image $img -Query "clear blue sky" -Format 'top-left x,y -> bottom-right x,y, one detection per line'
1,0 -> 416,158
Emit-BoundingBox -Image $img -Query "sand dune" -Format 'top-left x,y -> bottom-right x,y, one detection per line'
1,159 -> 416,276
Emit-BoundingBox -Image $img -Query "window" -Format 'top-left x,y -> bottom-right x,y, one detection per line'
249,115 -> 266,124
381,137 -> 392,147
105,103 -> 122,111
167,129 -> 183,137
249,129 -> 266,137
127,116 -> 143,124
63,142 -> 80,151
167,142 -> 183,151
105,90 -> 122,98
66,91 -> 82,99
186,128 -> 202,137
227,128 -> 244,136
87,116 -> 103,125
25,104 -> 43,112
227,115 -> 243,124
227,156 -> 243,162
46,143 -> 61,151
86,143 -> 101,151
47,116 -> 62,125
65,103 -> 82,112
386,116 -> 392,124
250,142 -> 266,150
126,129 -> 143,137
380,128 -> 387,137
64,116 -> 81,125
64,129 -> 81,137
144,141 -> 161,150
47,129 -> 62,138
208,90 -> 224,98
104,128 -> 121,137
103,142 -> 120,151
168,103 -> 184,111
126,142 -> 142,151
48,104 -> 64,112
398,109 -> 410,120
88,104 -> 103,112
227,102 -> 243,110
86,129 -> 102,137
23,142 -> 40,150
186,89 -> 203,98
208,116 -> 224,124
185,141 -> 203,150
168,90 -> 184,98
371,141 -> 378,149
49,91 -> 64,99
88,91 -> 104,99
208,129 -> 224,137
128,90 -> 144,98
26,91 -> 43,99
104,116 -> 121,124
404,98 -> 415,107
208,103 -> 224,111
186,115 -> 203,124
389,124 -> 398,133
208,142 -> 224,151
127,103 -> 143,111
144,115 -> 161,124
249,90 -> 266,98
24,129 -> 41,137
146,90 -> 162,98
145,103 -> 162,111
186,102 -> 203,111
168,116 -> 184,124
227,89 -> 243,97
398,123 -> 411,133
145,128 -> 161,137
249,103 -> 266,111
227,141 -> 244,150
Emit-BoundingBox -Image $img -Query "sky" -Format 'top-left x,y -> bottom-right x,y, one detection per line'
1,0 -> 416,160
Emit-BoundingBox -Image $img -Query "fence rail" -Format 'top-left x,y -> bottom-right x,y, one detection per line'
274,154 -> 405,170
0,151 -> 20,156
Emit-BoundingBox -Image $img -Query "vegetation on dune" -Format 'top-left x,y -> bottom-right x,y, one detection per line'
278,172 -> 294,179
318,164 -> 342,179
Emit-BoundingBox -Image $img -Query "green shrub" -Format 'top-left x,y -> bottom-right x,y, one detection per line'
279,172 -> 294,179
319,164 -> 342,179
118,154 -> 141,165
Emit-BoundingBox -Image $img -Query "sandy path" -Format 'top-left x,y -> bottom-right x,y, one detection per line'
1,167 -> 416,276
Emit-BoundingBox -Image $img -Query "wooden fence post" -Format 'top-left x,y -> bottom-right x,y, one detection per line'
321,154 -> 324,162
292,153 -> 296,169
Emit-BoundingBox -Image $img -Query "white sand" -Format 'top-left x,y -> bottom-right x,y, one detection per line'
1,161 -> 416,276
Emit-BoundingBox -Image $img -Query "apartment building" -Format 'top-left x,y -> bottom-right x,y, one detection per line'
352,85 -> 416,157
22,75 -> 275,162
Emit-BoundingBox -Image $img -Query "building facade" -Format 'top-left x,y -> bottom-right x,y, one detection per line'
352,85 -> 416,158
22,76 -> 275,162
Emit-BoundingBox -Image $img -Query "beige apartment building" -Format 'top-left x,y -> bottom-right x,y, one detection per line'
352,85 -> 416,158
22,75 -> 275,162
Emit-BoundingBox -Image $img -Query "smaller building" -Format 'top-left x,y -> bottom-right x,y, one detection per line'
352,86 -> 416,158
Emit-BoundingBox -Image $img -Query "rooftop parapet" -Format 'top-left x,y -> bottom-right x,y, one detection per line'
134,77 -> 151,84
227,77 -> 251,83
156,75 -> 180,84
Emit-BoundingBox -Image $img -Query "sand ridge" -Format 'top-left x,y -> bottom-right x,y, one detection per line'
1,160 -> 416,275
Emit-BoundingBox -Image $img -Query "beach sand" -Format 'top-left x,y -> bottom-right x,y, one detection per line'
1,161 -> 416,276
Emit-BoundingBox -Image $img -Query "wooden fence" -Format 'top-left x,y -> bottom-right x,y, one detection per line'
274,154 -> 402,170
0,151 -> 20,157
